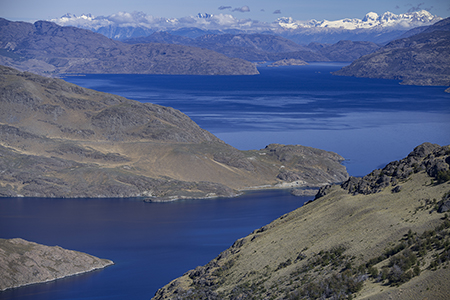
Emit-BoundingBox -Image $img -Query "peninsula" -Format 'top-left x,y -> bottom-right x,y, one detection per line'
0,65 -> 348,200
0,238 -> 113,291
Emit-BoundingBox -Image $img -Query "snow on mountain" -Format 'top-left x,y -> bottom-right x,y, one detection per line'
50,12 -> 265,32
48,10 -> 442,41
277,10 -> 441,30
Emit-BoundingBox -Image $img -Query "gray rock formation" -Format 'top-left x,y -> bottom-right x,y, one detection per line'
338,143 -> 450,196
0,238 -> 113,291
438,192 -> 450,213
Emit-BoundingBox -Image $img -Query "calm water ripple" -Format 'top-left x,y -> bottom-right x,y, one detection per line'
65,63 -> 450,176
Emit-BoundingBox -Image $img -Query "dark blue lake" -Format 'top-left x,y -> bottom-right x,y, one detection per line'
0,191 -> 310,300
63,63 -> 450,176
1,63 -> 450,299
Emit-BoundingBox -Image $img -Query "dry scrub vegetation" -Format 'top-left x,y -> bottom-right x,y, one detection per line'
153,144 -> 450,300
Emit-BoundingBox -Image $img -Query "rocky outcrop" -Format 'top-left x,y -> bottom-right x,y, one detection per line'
0,18 -> 258,76
333,17 -> 450,87
0,65 -> 348,199
0,238 -> 113,291
338,143 -> 450,196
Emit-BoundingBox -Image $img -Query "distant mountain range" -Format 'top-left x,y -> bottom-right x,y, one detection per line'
334,17 -> 450,89
123,32 -> 381,62
276,10 -> 440,30
0,18 -> 258,76
49,10 -> 442,44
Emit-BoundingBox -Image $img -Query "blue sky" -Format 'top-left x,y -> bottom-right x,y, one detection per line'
1,0 -> 449,22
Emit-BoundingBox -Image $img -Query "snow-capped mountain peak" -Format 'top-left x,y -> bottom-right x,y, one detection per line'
362,12 -> 379,22
46,10 -> 443,43
277,10 -> 442,30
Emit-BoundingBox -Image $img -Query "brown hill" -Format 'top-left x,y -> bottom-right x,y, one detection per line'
152,143 -> 450,299
0,18 -> 258,76
0,65 -> 348,199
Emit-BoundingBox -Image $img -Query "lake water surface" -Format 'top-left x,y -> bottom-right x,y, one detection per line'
64,63 -> 450,176
0,191 -> 310,300
1,63 -> 449,299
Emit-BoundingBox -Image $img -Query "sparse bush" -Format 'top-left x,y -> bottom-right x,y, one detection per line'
368,266 -> 378,278
436,170 -> 450,183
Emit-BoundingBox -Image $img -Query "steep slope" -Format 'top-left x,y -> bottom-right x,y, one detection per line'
0,18 -> 258,76
0,238 -> 113,291
333,17 -> 450,87
153,143 -> 450,299
0,65 -> 348,199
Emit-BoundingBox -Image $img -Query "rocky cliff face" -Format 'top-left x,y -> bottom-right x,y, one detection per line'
333,18 -> 450,88
0,65 -> 348,199
152,143 -> 450,300
0,238 -> 113,291
0,18 -> 258,76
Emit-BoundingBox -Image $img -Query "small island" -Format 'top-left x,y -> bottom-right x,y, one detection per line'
268,58 -> 308,67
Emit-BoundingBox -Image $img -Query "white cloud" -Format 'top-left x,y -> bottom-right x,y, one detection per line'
49,9 -> 442,34
233,6 -> 250,13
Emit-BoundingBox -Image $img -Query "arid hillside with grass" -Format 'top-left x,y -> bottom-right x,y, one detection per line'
153,143 -> 450,299
0,65 -> 348,199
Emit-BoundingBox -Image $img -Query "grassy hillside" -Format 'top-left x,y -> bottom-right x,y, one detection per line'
153,143 -> 450,299
0,65 -> 348,199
